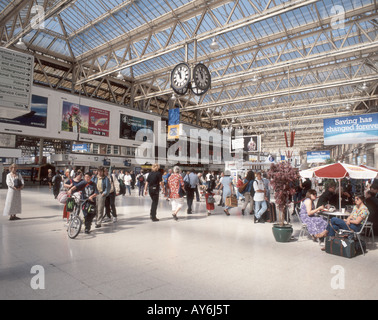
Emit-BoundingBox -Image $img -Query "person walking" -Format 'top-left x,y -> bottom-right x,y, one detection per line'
123,171 -> 132,196
253,172 -> 268,223
241,171 -> 255,215
3,163 -> 24,221
144,163 -> 163,222
184,170 -> 199,214
168,166 -> 185,221
137,170 -> 145,197
62,169 -> 73,222
52,170 -> 62,199
205,185 -> 215,216
104,167 -> 120,223
221,170 -> 233,216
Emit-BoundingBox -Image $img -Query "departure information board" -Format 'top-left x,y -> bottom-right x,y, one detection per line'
0,47 -> 34,118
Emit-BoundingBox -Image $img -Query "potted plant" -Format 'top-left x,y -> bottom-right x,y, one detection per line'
268,161 -> 298,242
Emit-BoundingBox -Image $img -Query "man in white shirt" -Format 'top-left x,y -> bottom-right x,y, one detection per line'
123,171 -> 132,196
253,172 -> 267,223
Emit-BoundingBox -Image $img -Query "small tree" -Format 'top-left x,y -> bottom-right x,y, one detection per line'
268,162 -> 299,226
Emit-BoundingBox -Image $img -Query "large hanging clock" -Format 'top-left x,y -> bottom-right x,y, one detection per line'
190,81 -> 208,96
171,63 -> 191,95
193,63 -> 211,93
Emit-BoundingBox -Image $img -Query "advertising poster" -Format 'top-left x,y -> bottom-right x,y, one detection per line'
120,114 -> 154,140
61,101 -> 110,137
167,108 -> 180,140
0,94 -> 48,128
323,113 -> 378,145
307,151 -> 331,163
243,135 -> 260,153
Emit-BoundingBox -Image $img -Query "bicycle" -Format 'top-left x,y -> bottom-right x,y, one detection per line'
66,192 -> 91,239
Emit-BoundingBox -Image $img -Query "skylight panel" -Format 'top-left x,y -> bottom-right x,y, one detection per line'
48,38 -> 72,57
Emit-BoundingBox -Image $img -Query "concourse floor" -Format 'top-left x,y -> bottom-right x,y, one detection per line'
0,186 -> 377,300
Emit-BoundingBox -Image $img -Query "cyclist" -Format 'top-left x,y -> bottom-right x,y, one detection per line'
68,172 -> 98,234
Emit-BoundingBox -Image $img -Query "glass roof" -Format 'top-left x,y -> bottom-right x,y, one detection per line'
1,0 -> 377,150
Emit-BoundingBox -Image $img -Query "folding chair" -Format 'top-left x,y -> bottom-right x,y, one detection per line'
339,212 -> 371,256
294,206 -> 310,241
363,221 -> 375,244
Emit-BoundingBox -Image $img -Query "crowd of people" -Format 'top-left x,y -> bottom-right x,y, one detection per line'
2,163 -> 378,247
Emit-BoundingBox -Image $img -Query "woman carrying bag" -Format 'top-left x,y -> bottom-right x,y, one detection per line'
168,166 -> 185,221
3,163 -> 24,221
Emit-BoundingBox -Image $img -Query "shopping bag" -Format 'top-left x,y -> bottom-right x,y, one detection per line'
225,195 -> 238,207
57,191 -> 68,204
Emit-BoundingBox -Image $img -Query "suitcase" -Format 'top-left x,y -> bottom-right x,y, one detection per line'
265,202 -> 277,223
325,235 -> 359,258
225,195 -> 238,208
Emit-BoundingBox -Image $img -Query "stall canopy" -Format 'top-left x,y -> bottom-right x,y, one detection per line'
300,163 -> 377,180
300,162 -> 378,209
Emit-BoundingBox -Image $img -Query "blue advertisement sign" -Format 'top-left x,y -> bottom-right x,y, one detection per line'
72,144 -> 88,152
307,151 -> 330,163
0,94 -> 47,128
323,113 -> 378,145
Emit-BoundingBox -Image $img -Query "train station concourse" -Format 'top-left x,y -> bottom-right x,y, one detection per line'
0,0 -> 378,303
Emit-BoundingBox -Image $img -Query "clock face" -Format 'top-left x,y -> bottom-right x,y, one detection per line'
193,63 -> 211,91
190,82 -> 208,96
172,85 -> 189,96
171,63 -> 191,92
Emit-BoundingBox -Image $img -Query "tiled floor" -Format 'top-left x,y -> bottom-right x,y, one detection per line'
0,186 -> 377,300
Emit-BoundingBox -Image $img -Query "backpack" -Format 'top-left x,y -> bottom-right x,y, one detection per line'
238,181 -> 249,194
138,175 -> 145,182
82,201 -> 95,214
207,194 -> 216,204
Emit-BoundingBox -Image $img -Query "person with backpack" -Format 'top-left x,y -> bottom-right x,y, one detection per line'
137,170 -> 145,197
236,175 -> 246,201
241,171 -> 255,216
67,172 -> 98,234
205,184 -> 215,216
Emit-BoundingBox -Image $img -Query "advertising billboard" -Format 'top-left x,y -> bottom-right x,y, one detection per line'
243,135 -> 261,153
323,113 -> 378,145
0,94 -> 47,128
120,114 -> 154,140
307,151 -> 331,163
61,101 -> 110,137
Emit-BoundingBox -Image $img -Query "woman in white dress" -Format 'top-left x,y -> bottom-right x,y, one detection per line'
3,163 -> 24,220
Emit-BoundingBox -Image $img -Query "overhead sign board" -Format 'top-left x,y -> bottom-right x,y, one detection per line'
307,151 -> 331,163
323,113 -> 378,145
0,47 -> 34,118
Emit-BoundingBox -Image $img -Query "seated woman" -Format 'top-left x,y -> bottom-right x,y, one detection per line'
317,194 -> 369,238
299,189 -> 328,239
